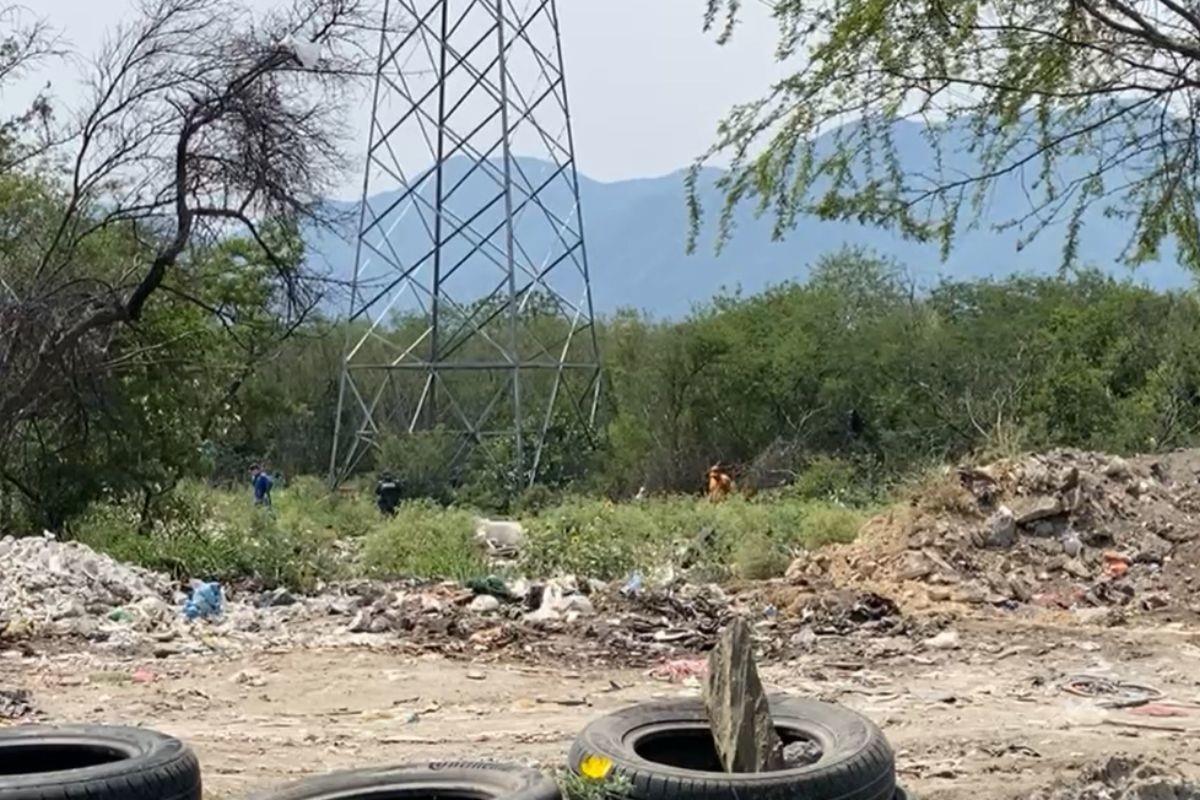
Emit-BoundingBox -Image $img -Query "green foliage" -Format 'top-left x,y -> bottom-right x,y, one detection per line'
694,1 -> 1200,273
73,481 -> 341,590
361,502 -> 487,581
14,242 -> 1200,538
732,531 -> 790,580
521,493 -> 867,580
378,428 -> 461,504
789,456 -> 876,505
559,771 -> 632,800
799,504 -> 869,548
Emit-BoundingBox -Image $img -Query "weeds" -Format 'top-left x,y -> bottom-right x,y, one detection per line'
559,770 -> 631,800
70,478 -> 872,589
73,480 -> 341,590
522,493 -> 870,580
361,502 -> 487,582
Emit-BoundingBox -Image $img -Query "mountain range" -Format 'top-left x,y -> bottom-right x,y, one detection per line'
307,121 -> 1194,319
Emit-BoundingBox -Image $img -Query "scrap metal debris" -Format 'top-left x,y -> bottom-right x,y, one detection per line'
1062,675 -> 1164,709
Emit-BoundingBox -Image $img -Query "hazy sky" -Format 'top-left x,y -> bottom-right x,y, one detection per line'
10,1 -> 781,194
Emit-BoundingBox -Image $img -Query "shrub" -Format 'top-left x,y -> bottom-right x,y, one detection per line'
520,493 -> 869,579
361,501 -> 486,581
796,502 -> 867,548
521,498 -> 672,579
732,530 -> 789,579
72,481 -> 341,590
789,456 -> 877,505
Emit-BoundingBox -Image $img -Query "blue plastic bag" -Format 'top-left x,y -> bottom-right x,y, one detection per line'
183,581 -> 223,620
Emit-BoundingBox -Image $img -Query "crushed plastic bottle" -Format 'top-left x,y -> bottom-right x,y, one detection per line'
183,580 -> 223,620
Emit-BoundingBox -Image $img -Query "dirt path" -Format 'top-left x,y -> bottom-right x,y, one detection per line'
5,617 -> 1200,800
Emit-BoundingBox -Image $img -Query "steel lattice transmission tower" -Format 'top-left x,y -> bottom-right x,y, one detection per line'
329,0 -> 601,487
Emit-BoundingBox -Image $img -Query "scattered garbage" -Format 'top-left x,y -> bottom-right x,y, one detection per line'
0,534 -> 174,635
183,581 -> 224,621
782,739 -> 823,768
924,630 -> 961,651
648,658 -> 708,683
469,595 -> 501,613
621,571 -> 645,598
466,575 -> 513,600
1103,551 -> 1132,579
232,669 -> 267,688
1062,675 -> 1163,709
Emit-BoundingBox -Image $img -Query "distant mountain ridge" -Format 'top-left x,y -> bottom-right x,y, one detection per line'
307,122 -> 1193,318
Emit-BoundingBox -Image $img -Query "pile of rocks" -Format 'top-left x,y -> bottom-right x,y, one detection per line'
791,449 -> 1200,616
0,534 -> 176,639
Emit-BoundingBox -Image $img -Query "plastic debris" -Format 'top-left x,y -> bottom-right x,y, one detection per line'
621,571 -> 645,598
183,581 -> 224,620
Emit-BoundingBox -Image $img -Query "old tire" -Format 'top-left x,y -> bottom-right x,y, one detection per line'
0,725 -> 199,800
254,762 -> 561,800
568,697 -> 895,800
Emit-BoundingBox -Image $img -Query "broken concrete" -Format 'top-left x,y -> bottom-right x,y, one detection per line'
1009,495 -> 1064,526
703,617 -> 785,773
980,507 -> 1017,548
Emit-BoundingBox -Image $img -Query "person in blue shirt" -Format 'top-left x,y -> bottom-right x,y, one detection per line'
250,464 -> 274,507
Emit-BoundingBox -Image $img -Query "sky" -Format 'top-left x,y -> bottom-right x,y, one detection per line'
9,0 -> 781,194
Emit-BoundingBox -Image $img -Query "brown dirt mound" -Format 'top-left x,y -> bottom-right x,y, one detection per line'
789,449 -> 1200,617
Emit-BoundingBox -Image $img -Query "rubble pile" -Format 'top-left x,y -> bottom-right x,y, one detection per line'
1027,757 -> 1200,800
0,534 -> 176,639
790,449 -> 1200,615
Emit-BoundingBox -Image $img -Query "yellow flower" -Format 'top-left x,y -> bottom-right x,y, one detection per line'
578,755 -> 614,781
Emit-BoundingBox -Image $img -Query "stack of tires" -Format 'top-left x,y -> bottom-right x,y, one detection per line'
0,697 -> 908,800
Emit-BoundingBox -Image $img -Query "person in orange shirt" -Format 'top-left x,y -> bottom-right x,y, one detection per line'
706,464 -> 734,502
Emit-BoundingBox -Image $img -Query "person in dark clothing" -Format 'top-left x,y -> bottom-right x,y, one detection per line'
847,409 -> 865,438
375,472 -> 402,516
250,464 -> 274,507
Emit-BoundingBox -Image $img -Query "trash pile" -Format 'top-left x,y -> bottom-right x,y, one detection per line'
790,449 -> 1200,616
0,533 -> 733,664
0,522 -> 909,663
0,534 -> 176,640
1026,756 -> 1200,800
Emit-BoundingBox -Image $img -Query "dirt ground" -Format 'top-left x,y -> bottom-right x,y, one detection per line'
5,615 -> 1200,800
